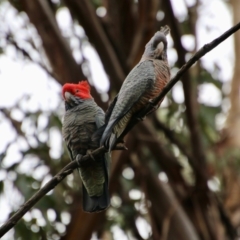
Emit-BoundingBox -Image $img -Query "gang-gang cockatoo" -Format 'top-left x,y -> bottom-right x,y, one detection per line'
101,26 -> 170,150
62,81 -> 110,213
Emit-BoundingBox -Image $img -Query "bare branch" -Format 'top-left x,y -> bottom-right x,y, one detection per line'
224,0 -> 240,147
0,21 -> 240,238
0,146 -> 105,237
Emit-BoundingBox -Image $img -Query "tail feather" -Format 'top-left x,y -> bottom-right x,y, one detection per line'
109,133 -> 117,152
82,153 -> 110,213
82,180 -> 110,213
92,123 -> 114,151
100,119 -> 116,148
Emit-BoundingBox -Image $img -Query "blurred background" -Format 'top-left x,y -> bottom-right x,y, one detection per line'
0,0 -> 239,239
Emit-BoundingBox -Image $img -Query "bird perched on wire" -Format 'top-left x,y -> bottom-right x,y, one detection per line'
62,81 -> 110,213
100,26 -> 171,151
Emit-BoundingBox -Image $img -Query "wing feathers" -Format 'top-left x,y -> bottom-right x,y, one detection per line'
100,61 -> 155,148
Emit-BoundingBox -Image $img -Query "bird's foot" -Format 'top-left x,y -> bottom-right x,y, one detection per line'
86,150 -> 95,161
148,99 -> 158,110
114,143 -> 128,151
76,154 -> 83,167
137,116 -> 146,121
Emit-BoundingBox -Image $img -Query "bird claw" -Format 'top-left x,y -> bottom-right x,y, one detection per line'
76,151 -> 95,167
137,116 -> 146,121
86,150 -> 95,161
148,99 -> 158,110
76,154 -> 83,167
114,143 -> 128,151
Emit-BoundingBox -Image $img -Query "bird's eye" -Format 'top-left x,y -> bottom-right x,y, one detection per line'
76,90 -> 79,93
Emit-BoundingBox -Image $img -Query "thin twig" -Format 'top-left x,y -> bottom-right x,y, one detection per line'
6,34 -> 56,80
161,205 -> 177,240
0,22 -> 240,238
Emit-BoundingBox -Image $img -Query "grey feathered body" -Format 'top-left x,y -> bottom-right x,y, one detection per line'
62,98 -> 110,212
101,27 -> 170,149
101,60 -> 170,149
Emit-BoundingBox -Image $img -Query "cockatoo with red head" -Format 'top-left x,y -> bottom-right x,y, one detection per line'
62,81 -> 110,212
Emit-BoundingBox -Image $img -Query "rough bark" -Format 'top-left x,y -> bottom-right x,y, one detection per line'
220,0 -> 240,229
224,0 -> 240,147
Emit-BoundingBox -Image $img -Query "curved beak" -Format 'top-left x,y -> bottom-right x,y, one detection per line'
64,91 -> 73,102
156,42 -> 164,53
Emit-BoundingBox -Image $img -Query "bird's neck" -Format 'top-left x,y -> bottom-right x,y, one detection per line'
140,55 -> 167,63
65,98 -> 93,111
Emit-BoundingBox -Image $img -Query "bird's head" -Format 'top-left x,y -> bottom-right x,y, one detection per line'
62,81 -> 92,103
141,25 -> 170,61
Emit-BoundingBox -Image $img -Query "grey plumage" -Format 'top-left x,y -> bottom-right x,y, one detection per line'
101,26 -> 170,150
62,83 -> 110,212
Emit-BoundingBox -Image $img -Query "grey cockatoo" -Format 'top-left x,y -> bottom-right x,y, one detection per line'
101,26 -> 171,150
62,81 -> 110,213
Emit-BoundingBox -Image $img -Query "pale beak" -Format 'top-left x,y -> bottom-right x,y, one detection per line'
156,42 -> 164,53
64,91 -> 73,101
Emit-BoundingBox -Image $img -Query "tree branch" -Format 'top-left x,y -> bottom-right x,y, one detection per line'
0,146 -> 105,237
224,0 -> 240,148
0,22 -> 240,238
6,33 -> 56,80
147,21 -> 240,114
